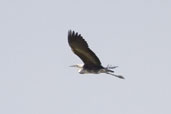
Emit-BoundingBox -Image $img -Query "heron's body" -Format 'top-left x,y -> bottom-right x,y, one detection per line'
78,64 -> 105,74
68,30 -> 124,79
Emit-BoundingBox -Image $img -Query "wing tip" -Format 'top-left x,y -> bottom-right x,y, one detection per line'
68,30 -> 82,42
68,30 -> 73,37
68,30 -> 76,34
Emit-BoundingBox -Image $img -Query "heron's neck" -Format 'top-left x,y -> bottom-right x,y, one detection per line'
77,64 -> 84,68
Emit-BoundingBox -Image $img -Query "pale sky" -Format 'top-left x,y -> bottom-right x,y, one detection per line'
0,0 -> 171,114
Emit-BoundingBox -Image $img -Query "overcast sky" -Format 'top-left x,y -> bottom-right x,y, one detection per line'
0,0 -> 171,114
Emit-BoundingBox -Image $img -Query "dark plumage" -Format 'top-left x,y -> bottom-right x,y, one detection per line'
68,30 -> 124,79
68,30 -> 101,66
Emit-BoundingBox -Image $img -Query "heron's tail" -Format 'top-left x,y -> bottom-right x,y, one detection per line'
105,65 -> 124,79
105,65 -> 118,73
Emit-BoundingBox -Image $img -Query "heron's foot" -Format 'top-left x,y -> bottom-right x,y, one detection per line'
106,72 -> 125,79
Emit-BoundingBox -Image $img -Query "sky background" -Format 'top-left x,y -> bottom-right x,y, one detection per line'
0,0 -> 171,114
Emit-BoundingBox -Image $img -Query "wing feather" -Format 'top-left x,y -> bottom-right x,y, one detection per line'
68,30 -> 101,66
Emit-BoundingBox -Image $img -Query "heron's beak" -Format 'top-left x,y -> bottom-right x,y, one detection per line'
69,65 -> 77,67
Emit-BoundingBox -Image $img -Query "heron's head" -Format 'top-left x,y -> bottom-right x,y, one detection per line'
69,64 -> 83,68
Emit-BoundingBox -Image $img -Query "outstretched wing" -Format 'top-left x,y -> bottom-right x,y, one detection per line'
68,30 -> 101,66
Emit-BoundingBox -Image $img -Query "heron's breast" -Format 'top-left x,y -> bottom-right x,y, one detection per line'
79,69 -> 101,74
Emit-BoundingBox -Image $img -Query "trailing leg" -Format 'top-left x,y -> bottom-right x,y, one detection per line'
106,72 -> 125,79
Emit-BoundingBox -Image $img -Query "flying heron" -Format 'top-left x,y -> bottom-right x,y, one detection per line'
68,30 -> 124,79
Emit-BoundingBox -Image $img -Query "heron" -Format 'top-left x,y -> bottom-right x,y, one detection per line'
68,30 -> 124,79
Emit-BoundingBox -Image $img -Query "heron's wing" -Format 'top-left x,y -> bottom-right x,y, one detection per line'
68,30 -> 101,66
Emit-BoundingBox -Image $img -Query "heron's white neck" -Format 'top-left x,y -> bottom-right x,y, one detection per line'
70,64 -> 83,68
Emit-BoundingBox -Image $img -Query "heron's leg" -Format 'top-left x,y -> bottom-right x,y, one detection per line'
106,72 -> 125,79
